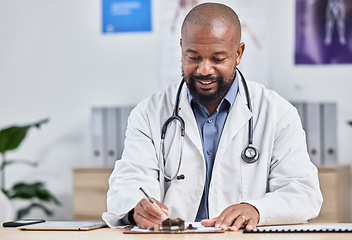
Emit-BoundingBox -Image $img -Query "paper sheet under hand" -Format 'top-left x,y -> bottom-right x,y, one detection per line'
129,222 -> 224,233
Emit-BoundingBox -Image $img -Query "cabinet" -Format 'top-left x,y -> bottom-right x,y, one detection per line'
73,166 -> 351,222
73,168 -> 113,221
313,166 -> 351,223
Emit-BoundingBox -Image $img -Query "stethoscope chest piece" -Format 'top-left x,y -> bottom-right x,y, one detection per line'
241,145 -> 260,164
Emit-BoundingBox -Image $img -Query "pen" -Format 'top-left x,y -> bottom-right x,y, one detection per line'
139,187 -> 162,212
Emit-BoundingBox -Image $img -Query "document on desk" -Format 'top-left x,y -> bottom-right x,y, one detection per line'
124,222 -> 224,234
244,224 -> 352,233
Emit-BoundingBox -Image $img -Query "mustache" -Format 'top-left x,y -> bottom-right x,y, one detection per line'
188,74 -> 223,82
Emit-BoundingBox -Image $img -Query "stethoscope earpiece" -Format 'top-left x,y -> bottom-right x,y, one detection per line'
177,174 -> 185,180
164,174 -> 185,182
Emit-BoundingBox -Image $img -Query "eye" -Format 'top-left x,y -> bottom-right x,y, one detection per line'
187,55 -> 200,60
212,57 -> 227,62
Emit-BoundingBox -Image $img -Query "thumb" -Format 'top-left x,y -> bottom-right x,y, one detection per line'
201,218 -> 217,227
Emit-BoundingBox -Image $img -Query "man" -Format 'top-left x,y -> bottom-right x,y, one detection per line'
103,3 -> 323,231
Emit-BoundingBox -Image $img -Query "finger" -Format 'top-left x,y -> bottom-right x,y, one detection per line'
140,199 -> 167,220
245,217 -> 257,231
214,206 -> 238,228
136,207 -> 164,223
229,215 -> 247,231
134,211 -> 161,229
218,208 -> 244,230
153,198 -> 169,216
134,200 -> 165,226
200,218 -> 217,227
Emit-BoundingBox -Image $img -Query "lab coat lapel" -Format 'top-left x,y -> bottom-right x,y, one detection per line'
215,81 -> 252,161
177,86 -> 204,156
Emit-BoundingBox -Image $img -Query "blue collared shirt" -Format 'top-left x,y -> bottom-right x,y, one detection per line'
188,75 -> 239,221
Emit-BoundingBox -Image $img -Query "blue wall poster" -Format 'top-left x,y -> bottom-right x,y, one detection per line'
102,0 -> 152,33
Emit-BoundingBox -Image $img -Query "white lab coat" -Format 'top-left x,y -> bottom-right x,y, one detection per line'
103,76 -> 323,227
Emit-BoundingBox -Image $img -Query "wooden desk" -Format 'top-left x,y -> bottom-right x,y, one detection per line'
1,224 -> 352,240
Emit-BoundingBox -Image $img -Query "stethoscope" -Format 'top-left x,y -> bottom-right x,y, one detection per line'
159,68 -> 260,182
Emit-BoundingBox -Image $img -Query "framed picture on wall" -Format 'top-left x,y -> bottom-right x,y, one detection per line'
295,0 -> 352,64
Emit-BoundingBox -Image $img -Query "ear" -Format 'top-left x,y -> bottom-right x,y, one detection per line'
180,38 -> 183,47
236,42 -> 245,66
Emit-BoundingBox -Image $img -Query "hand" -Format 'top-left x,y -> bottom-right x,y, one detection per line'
133,198 -> 169,229
201,203 -> 259,231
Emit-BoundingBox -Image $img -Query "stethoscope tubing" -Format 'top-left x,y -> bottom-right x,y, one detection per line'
159,68 -> 259,181
237,69 -> 254,145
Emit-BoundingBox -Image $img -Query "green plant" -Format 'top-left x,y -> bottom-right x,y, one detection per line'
349,121 -> 352,127
0,118 -> 61,219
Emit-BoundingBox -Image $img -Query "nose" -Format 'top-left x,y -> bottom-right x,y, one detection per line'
197,59 -> 215,76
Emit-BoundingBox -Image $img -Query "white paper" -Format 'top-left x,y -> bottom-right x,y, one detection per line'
131,222 -> 222,232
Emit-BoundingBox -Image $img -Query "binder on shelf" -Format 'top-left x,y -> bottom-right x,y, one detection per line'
91,106 -> 134,166
303,103 -> 322,166
291,102 -> 305,126
116,107 -> 134,161
290,101 -> 337,166
320,103 -> 337,165
106,107 -> 119,166
91,107 -> 107,166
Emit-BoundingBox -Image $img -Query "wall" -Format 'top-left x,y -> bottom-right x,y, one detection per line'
0,0 -> 160,220
268,0 -> 352,168
0,0 -> 351,220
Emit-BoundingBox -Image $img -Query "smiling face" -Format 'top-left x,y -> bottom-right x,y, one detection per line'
180,12 -> 244,109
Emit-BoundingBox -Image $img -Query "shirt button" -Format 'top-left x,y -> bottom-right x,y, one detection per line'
196,188 -> 203,195
207,150 -> 212,155
207,119 -> 212,123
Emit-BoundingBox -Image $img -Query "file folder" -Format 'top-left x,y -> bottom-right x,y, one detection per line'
304,103 -> 322,166
291,102 -> 304,126
91,106 -> 134,166
290,101 -> 337,166
106,107 -> 119,166
91,107 -> 107,166
320,103 -> 337,165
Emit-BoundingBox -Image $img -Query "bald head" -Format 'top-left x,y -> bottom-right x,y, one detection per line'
181,3 -> 242,44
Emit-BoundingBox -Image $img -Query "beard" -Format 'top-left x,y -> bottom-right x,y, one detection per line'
182,70 -> 236,106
